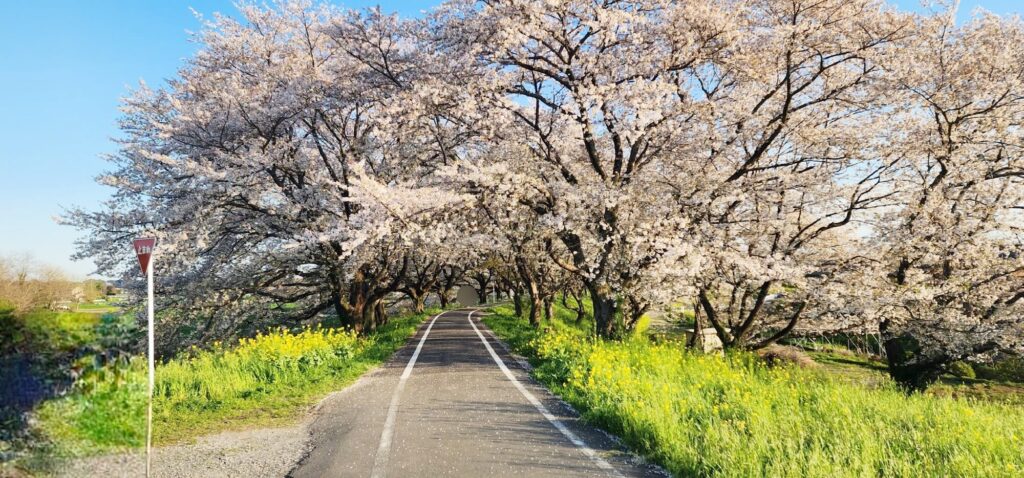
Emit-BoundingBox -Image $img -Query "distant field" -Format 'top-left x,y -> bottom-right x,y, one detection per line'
72,303 -> 120,313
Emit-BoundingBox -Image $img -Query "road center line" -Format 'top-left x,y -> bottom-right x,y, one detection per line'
370,310 -> 446,478
466,311 -> 625,478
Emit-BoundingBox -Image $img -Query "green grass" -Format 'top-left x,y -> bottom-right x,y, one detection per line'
483,303 -> 1024,478
33,309 -> 435,456
804,348 -> 1024,405
17,310 -> 100,352
2,307 -> 106,474
73,303 -> 120,314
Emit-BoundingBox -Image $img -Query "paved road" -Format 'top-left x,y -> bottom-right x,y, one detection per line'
289,309 -> 661,478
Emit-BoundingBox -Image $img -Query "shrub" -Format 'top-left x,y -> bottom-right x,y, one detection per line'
155,325 -> 361,406
756,345 -> 816,368
976,357 -> 1024,383
948,361 -> 976,379
36,358 -> 147,452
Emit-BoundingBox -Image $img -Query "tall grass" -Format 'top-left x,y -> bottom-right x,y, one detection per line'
35,310 -> 434,454
484,306 -> 1024,478
158,326 -> 361,405
16,310 -> 99,352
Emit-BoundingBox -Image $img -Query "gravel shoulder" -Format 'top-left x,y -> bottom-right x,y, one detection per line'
57,422 -> 310,478
54,373 -> 382,478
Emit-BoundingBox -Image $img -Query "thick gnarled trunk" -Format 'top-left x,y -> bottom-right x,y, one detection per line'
412,293 -> 426,313
526,280 -> 543,327
588,283 -> 618,339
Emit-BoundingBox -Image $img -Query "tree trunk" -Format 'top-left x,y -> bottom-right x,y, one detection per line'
688,298 -> 705,351
338,293 -> 368,334
361,298 -> 382,333
880,319 -> 944,393
543,296 -> 554,322
569,289 -> 587,324
699,287 -> 734,347
439,290 -> 450,308
333,293 -> 349,328
375,300 -> 387,326
528,295 -> 542,327
410,291 -> 425,314
574,304 -> 586,325
623,295 -> 648,332
525,278 -> 544,327
358,298 -> 378,333
588,283 -> 618,339
513,290 -> 524,317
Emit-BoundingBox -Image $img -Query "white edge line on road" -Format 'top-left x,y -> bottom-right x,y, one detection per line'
370,310 -> 446,478
467,310 -> 625,478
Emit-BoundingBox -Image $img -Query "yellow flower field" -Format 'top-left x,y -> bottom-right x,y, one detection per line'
35,310 -> 433,455
484,306 -> 1024,478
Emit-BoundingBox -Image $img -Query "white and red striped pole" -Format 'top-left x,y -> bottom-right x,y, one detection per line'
132,238 -> 157,478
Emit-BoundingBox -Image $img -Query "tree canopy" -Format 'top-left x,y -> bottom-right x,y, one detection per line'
67,0 -> 1024,389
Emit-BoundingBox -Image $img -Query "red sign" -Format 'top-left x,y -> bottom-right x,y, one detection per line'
133,238 -> 157,275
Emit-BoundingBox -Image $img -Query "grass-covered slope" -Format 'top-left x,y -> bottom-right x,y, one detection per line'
33,309 -> 434,456
483,304 -> 1024,478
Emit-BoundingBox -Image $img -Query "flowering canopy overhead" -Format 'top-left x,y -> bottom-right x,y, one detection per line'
67,0 -> 1023,386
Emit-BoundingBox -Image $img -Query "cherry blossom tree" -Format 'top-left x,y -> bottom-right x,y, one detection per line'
65,2 -> 463,338
438,0 -> 908,339
863,11 -> 1024,390
64,0 -> 1024,379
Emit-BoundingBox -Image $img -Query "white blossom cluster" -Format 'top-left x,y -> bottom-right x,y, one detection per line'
66,0 -> 1023,369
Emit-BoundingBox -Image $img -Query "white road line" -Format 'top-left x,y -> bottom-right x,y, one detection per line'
466,311 -> 625,478
370,310 -> 446,478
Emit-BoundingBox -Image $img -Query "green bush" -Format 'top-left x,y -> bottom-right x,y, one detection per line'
948,361 -> 976,379
976,357 -> 1024,383
484,310 -> 1024,478
17,310 -> 98,352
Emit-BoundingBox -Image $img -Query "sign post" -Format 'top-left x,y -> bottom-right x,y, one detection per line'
132,238 -> 156,478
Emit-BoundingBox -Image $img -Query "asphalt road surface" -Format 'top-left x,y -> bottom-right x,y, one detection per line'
289,308 -> 661,478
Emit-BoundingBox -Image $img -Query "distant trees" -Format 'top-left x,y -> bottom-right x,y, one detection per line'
67,0 -> 1024,389
0,254 -> 74,313
80,279 -> 108,303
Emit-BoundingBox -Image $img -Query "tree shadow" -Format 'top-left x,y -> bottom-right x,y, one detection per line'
0,308 -> 74,462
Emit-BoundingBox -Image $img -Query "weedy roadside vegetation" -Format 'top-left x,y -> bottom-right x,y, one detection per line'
18,308 -> 434,467
484,304 -> 1024,478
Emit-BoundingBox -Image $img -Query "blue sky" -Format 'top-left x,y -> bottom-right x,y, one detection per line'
0,0 -> 1020,278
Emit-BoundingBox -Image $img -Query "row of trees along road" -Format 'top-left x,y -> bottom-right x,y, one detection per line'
66,0 -> 1024,391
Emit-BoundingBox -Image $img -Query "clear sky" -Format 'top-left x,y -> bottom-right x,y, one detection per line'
0,0 -> 1020,279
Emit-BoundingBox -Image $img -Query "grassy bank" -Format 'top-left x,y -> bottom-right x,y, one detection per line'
2,307 -> 117,474
31,309 -> 434,458
2,309 -> 101,355
483,304 -> 1024,478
